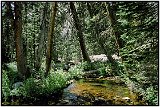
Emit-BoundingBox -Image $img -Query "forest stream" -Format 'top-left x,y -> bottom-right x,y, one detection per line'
56,76 -> 146,105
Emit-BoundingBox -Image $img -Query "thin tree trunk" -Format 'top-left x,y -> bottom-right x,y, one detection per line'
105,3 -> 123,54
45,2 -> 57,76
35,3 -> 48,71
14,2 -> 28,79
33,21 -> 35,69
70,2 -> 91,62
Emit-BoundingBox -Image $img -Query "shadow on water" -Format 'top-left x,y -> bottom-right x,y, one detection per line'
2,90 -> 63,106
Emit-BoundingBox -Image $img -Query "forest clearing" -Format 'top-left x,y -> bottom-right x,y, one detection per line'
1,1 -> 158,106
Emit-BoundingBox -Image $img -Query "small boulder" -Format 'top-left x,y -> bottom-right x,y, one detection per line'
12,82 -> 23,89
122,97 -> 130,102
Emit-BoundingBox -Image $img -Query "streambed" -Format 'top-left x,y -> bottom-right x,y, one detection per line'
56,77 -> 146,105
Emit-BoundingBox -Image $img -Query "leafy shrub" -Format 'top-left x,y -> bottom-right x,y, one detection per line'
40,61 -> 46,71
21,72 -> 64,97
106,64 -> 115,76
6,62 -> 17,72
144,86 -> 158,105
45,70 -> 68,94
2,63 -> 84,102
6,62 -> 20,84
68,65 -> 84,79
81,61 -> 93,71
80,61 -> 108,71
31,68 -> 45,79
116,62 -> 125,75
97,67 -> 106,76
10,86 -> 25,97
2,70 -> 11,101
22,78 -> 40,97
78,61 -> 115,77
92,61 -> 106,69
97,63 -> 116,77
21,69 -> 77,97
54,63 -> 65,71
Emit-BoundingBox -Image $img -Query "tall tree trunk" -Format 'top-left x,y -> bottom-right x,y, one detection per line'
105,3 -> 123,54
35,3 -> 48,71
45,2 -> 57,76
14,2 -> 28,79
70,2 -> 91,62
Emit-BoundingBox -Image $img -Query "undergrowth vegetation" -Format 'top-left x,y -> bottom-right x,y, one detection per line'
119,62 -> 158,105
2,62 -> 84,103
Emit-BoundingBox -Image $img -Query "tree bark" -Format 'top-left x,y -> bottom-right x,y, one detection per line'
105,3 -> 123,53
70,2 -> 91,62
35,3 -> 48,71
14,2 -> 28,79
45,2 -> 57,76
